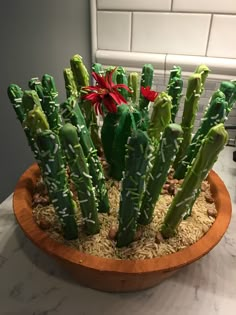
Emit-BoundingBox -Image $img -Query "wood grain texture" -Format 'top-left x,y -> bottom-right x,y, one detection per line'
13,163 -> 232,292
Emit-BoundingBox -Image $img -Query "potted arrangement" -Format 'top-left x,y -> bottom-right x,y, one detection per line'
10,55 -> 233,292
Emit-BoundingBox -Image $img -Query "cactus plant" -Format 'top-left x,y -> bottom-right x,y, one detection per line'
173,74 -> 202,170
60,123 -> 100,234
139,124 -> 183,225
174,92 -> 227,179
8,54 -> 231,251
161,123 -> 228,238
147,92 -> 172,142
166,66 -> 183,122
116,130 -> 150,247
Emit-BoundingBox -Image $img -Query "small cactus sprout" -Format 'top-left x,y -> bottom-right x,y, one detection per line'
166,66 -> 183,122
92,63 -> 104,75
161,124 -> 228,238
63,68 -> 79,99
128,72 -> 139,105
60,123 -> 100,234
139,124 -> 183,225
147,92 -> 172,142
173,74 -> 202,171
22,90 -> 42,114
116,130 -> 150,247
174,92 -> 227,179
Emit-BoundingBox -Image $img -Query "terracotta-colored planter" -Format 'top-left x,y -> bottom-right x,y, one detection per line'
13,163 -> 232,292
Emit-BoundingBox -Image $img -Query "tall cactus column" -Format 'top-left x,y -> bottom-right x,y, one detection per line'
60,123 -> 100,235
116,130 -> 150,247
161,124 -> 228,238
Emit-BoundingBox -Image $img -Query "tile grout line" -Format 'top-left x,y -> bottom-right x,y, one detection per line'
205,14 -> 214,56
130,12 -> 133,52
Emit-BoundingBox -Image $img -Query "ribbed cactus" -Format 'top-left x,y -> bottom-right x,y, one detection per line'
161,123 -> 228,238
166,66 -> 183,122
139,124 -> 183,225
116,130 -> 150,247
60,123 -> 100,234
173,74 -> 202,171
139,64 -> 154,111
147,92 -> 172,141
63,68 -> 79,99
61,97 -> 109,213
174,92 -> 227,179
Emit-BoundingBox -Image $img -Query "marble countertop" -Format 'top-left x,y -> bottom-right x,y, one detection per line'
0,147 -> 235,315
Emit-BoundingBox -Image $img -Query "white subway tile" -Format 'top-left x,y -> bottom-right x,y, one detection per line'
207,15 -> 236,59
97,0 -> 171,11
173,0 -> 236,14
97,12 -> 131,51
132,13 -> 211,56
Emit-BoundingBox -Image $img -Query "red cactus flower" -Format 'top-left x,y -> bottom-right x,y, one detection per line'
140,86 -> 158,102
82,68 -> 131,115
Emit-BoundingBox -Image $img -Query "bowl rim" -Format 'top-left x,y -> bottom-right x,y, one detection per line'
13,163 -> 232,275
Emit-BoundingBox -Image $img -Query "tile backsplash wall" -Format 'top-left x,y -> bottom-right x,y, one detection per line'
91,0 -> 236,142
96,0 -> 236,59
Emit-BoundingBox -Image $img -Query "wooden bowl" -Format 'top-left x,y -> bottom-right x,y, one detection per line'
13,164 -> 232,292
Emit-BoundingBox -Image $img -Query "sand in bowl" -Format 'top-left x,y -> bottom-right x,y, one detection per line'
32,175 -> 217,260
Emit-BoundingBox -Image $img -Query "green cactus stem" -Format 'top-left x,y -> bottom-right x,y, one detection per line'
128,72 -> 139,105
22,90 -> 42,114
139,64 -> 154,111
173,74 -> 201,171
147,92 -> 172,142
7,84 -> 25,123
70,54 -> 89,90
174,92 -> 227,179
194,65 -> 210,94
101,104 -> 128,165
28,77 -> 45,103
139,124 -> 183,225
61,97 -> 109,213
63,68 -> 79,99
60,123 -> 100,234
110,106 -> 135,180
116,66 -> 129,101
161,123 -> 228,238
36,129 -> 78,240
219,81 -> 236,115
41,74 -> 63,133
166,66 -> 183,122
116,130 -> 150,247
92,63 -> 104,75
